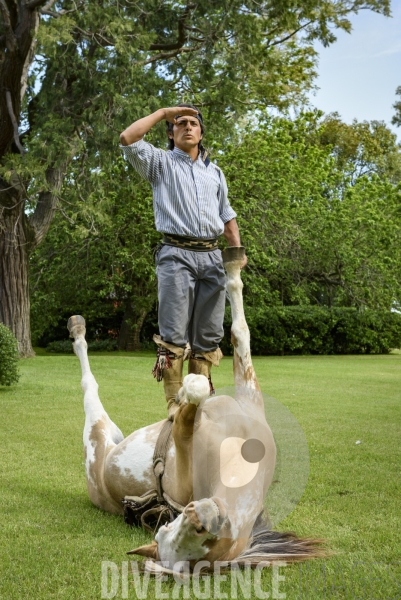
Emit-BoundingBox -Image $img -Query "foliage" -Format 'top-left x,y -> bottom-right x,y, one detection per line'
219,114 -> 401,315
317,113 -> 401,183
221,306 -> 401,355
392,85 -> 401,128
0,323 -> 20,386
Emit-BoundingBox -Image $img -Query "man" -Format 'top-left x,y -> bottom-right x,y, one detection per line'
120,104 -> 246,418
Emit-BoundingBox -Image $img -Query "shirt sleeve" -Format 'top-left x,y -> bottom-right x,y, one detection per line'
217,168 -> 237,223
119,139 -> 163,183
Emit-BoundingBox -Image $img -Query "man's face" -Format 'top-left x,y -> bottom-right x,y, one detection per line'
170,116 -> 203,153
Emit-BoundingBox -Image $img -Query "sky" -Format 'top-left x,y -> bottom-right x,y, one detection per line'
308,1 -> 401,140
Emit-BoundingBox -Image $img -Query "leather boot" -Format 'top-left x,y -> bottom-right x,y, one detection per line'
152,335 -> 190,420
188,355 -> 214,395
188,348 -> 223,396
162,356 -> 184,419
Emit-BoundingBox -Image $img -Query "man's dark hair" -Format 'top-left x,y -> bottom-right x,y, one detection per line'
166,103 -> 206,156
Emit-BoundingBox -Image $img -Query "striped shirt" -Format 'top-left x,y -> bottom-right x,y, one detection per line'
120,139 -> 237,238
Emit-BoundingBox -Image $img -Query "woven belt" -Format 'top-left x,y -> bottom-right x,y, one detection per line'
163,234 -> 218,252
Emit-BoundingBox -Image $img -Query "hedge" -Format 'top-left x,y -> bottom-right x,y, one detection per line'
0,323 -> 20,386
44,307 -> 401,356
221,306 -> 401,355
46,339 -> 118,353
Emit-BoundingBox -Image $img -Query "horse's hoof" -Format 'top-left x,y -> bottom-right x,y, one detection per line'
182,374 -> 210,406
67,315 -> 86,338
222,246 -> 245,266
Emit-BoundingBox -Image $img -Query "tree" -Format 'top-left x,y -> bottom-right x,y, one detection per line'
317,113 -> 401,183
0,0 -> 391,355
218,114 -> 401,317
392,85 -> 401,128
0,0 -> 60,357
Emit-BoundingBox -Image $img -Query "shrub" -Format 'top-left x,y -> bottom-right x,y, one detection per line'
221,306 -> 401,355
46,340 -> 74,353
46,339 -> 118,353
0,323 -> 20,386
88,340 -> 118,352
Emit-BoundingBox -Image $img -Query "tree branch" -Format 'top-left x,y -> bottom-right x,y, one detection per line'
70,3 -> 195,56
40,8 -> 61,16
29,159 -> 69,249
5,91 -> 25,155
149,3 -> 195,50
268,21 -> 313,47
0,0 -> 17,52
136,45 -> 200,67
40,0 -> 74,17
25,0 -> 53,9
41,0 -> 57,10
73,25 -> 114,47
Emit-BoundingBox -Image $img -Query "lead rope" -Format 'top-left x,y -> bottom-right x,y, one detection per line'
122,419 -> 185,534
153,419 -> 173,501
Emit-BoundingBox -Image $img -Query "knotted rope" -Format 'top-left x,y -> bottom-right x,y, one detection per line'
122,419 -> 184,534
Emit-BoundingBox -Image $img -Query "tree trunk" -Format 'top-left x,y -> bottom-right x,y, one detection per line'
118,303 -> 147,351
0,1 -> 68,356
0,191 -> 35,357
0,160 -> 68,356
131,309 -> 147,351
0,5 -> 40,157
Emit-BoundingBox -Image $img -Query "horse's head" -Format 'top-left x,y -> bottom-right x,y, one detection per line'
128,496 -> 248,569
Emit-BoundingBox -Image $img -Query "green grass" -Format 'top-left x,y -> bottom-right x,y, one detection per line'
1,351 -> 400,599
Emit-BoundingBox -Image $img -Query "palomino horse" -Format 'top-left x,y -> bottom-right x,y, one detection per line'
68,247 -> 319,571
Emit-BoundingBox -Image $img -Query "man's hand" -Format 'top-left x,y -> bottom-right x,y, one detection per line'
223,219 -> 248,269
163,106 -> 199,123
120,107 -> 200,146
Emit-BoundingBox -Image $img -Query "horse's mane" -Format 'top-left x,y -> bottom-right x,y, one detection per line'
229,512 -> 326,567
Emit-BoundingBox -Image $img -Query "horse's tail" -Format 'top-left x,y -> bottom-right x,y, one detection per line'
232,525 -> 326,566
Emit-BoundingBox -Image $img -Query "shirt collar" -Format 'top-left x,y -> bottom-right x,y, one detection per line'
172,146 -> 201,163
172,146 -> 210,167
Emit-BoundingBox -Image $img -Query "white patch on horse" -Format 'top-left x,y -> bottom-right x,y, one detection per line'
114,427 -> 154,483
83,425 -> 98,485
83,394 -> 107,428
235,488 -> 263,527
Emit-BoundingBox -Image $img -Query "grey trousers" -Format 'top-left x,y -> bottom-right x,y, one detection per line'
156,245 -> 226,352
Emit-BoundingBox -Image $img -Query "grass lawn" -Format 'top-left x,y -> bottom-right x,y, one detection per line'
1,350 -> 400,599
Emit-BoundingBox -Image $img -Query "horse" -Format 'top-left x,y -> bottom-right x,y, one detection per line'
68,247 -> 320,572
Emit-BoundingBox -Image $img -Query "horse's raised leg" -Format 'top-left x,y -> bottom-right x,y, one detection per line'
164,374 -> 210,505
222,247 -> 259,391
67,316 -> 124,514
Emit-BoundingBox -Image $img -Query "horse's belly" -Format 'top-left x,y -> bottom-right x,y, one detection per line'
104,421 -> 164,501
